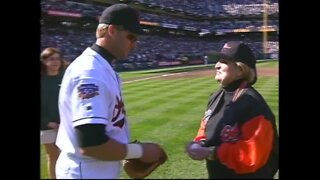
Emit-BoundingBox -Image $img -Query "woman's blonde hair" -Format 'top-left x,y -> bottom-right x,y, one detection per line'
236,61 -> 256,84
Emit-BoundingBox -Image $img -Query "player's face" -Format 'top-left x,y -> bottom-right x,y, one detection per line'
44,53 -> 62,72
113,27 -> 138,60
214,59 -> 241,87
123,31 -> 138,57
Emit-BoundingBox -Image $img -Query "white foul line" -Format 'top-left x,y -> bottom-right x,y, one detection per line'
123,72 -> 188,84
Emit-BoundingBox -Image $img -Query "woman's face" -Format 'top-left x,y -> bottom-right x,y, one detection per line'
214,59 -> 242,86
43,53 -> 62,72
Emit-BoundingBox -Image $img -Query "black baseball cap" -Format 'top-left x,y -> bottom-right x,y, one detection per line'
213,41 -> 257,84
99,3 -> 142,34
214,41 -> 256,68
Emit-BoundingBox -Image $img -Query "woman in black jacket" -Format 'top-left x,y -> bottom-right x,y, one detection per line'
41,47 -> 68,179
186,41 -> 279,179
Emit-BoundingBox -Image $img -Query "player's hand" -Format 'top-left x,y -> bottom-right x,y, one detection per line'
186,141 -> 211,160
139,143 -> 165,163
48,122 -> 59,129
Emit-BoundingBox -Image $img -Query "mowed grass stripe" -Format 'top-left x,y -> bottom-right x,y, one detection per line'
124,84 -> 215,114
128,92 -> 210,140
123,78 -> 215,111
123,76 -> 210,96
254,77 -> 278,106
126,84 -> 214,124
255,78 -> 278,102
256,79 -> 278,87
125,96 -> 210,179
254,77 -> 279,130
127,96 -> 213,179
123,74 -> 210,90
123,84 -> 210,106
254,77 -> 277,87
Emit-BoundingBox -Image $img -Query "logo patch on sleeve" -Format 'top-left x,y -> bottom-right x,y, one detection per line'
77,83 -> 99,99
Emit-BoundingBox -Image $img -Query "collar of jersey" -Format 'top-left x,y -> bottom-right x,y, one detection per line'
90,43 -> 115,65
85,45 -> 118,83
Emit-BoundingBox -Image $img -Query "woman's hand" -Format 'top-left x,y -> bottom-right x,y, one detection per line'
185,141 -> 211,160
48,122 -> 59,129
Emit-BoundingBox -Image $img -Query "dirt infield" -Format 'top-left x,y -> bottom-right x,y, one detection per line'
157,67 -> 278,80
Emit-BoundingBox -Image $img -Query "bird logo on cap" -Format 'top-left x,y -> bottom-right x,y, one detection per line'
223,43 -> 232,49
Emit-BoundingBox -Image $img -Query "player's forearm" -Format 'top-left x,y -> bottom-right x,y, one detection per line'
76,124 -> 143,161
76,124 -> 128,160
80,138 -> 127,161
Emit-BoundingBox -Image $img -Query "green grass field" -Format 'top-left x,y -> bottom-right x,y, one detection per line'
41,60 -> 278,179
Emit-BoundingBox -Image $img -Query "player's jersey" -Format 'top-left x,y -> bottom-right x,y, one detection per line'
56,47 -> 130,178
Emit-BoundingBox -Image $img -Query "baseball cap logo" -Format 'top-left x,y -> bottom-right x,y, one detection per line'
223,44 -> 232,49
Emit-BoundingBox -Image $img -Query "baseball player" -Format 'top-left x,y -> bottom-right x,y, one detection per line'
55,4 -> 165,179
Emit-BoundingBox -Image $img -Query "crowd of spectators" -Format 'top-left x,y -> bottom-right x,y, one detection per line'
41,26 -> 278,63
41,0 -> 278,32
133,0 -> 278,17
140,12 -> 278,31
42,0 -> 279,17
41,0 -> 279,68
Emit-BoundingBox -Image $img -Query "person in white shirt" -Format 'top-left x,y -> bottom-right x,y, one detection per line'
55,4 -> 166,179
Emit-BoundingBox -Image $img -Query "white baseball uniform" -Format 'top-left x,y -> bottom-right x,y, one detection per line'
55,47 -> 130,179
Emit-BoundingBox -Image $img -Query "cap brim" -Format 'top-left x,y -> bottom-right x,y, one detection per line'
211,52 -> 237,61
131,28 -> 143,35
125,25 -> 143,35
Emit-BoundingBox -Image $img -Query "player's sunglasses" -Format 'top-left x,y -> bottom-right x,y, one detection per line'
115,25 -> 138,42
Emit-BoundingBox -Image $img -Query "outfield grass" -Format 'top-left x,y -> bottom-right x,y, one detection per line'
41,61 -> 278,179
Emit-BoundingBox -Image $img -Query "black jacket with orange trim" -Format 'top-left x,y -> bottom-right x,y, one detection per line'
194,79 -> 279,178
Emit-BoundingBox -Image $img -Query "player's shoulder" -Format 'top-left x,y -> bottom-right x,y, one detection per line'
73,50 -> 101,68
63,48 -> 117,82
67,50 -> 104,72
